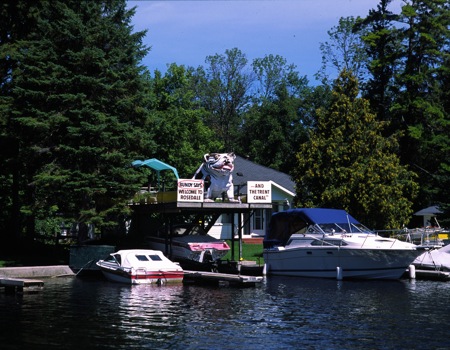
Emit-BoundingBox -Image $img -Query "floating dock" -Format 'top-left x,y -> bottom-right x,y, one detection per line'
414,269 -> 450,281
183,270 -> 264,287
0,278 -> 44,294
0,265 -> 75,278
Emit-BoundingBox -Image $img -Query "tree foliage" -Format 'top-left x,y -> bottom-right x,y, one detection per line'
356,0 -> 402,127
1,0 -> 450,241
196,48 -> 254,151
237,54 -> 313,172
351,0 -> 450,222
317,16 -> 369,84
293,71 -> 418,229
149,64 -> 222,178
1,0 -> 154,238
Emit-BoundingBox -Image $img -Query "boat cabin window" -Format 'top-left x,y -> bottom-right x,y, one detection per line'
135,255 -> 149,261
149,255 -> 163,261
310,239 -> 348,246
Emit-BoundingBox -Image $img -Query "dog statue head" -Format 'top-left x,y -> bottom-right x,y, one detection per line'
192,152 -> 238,202
202,152 -> 235,179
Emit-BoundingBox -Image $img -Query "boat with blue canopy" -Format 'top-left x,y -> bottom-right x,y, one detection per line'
263,208 -> 425,280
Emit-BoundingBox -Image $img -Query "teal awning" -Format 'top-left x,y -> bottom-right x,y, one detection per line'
132,158 -> 179,179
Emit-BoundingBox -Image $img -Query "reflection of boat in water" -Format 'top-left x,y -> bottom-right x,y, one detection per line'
96,249 -> 184,284
263,208 -> 423,280
145,225 -> 230,267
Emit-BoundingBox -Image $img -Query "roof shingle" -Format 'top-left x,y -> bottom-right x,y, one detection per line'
233,155 -> 295,194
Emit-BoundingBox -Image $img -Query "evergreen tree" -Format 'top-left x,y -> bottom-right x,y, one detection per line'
3,0 -> 154,239
0,1 -> 33,238
392,0 -> 450,207
356,0 -> 402,129
293,70 -> 418,229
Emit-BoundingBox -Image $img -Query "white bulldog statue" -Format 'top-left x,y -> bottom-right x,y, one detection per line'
193,152 -> 238,202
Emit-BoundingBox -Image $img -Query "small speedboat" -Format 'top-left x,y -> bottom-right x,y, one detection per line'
96,249 -> 184,284
145,225 -> 230,266
263,208 -> 424,280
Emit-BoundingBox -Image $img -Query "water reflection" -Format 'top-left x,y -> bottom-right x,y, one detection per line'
1,276 -> 450,349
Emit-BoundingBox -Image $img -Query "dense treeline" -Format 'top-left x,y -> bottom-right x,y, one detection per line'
0,0 -> 449,242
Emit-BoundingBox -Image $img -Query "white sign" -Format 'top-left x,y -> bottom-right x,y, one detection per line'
177,179 -> 204,202
247,181 -> 271,203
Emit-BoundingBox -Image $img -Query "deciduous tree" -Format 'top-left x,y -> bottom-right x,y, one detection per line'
196,48 -> 254,151
293,70 -> 418,229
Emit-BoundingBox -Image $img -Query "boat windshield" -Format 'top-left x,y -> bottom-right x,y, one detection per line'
351,223 -> 372,233
104,254 -> 121,265
317,223 -> 372,234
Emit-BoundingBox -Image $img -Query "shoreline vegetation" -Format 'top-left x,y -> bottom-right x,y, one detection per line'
0,239 -> 264,268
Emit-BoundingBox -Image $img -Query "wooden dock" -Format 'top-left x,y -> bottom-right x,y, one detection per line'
183,270 -> 264,287
0,278 -> 44,294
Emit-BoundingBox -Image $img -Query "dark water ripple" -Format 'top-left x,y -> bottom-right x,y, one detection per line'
1,276 -> 450,350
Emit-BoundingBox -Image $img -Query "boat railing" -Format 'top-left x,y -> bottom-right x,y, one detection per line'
135,268 -> 147,276
361,234 -> 370,248
381,227 -> 444,247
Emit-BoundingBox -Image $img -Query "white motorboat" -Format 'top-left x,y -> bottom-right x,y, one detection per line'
145,225 -> 230,266
96,249 -> 184,284
393,227 -> 450,273
413,243 -> 450,272
263,208 -> 424,280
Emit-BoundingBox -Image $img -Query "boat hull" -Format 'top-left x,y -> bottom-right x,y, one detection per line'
264,247 -> 420,280
99,266 -> 184,285
146,236 -> 230,264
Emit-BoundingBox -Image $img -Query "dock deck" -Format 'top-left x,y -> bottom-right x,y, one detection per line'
0,278 -> 44,294
183,270 -> 264,287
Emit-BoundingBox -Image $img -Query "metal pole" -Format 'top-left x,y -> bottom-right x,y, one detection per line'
231,213 -> 235,261
238,211 -> 242,261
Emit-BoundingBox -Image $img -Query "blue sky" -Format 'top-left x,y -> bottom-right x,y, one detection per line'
128,0 -> 402,83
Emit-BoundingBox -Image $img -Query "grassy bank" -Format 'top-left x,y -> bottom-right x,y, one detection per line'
222,240 -> 264,265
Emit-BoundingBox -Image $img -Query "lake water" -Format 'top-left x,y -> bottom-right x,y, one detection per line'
1,275 -> 449,350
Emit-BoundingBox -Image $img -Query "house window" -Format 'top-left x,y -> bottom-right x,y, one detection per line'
253,209 -> 264,230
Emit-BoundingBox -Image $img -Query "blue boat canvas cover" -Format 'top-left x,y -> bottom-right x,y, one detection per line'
265,208 -> 361,245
